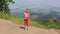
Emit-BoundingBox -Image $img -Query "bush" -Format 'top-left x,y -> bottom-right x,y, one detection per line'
0,11 -> 11,19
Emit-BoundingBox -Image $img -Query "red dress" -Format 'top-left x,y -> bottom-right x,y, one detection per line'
24,17 -> 28,26
24,13 -> 29,26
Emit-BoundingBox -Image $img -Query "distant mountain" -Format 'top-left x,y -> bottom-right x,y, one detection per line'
10,8 -> 60,20
46,11 -> 60,20
30,8 -> 60,21
31,10 -> 60,21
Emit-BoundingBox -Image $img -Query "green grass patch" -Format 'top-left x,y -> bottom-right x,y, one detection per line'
0,11 -> 60,29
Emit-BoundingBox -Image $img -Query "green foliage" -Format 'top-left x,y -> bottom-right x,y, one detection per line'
37,19 -> 60,29
0,12 -> 11,19
0,0 -> 14,14
0,11 -> 60,29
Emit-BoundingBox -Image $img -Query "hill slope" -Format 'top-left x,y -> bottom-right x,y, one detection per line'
0,19 -> 60,34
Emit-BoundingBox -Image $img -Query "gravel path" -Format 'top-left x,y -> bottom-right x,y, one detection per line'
0,19 -> 60,34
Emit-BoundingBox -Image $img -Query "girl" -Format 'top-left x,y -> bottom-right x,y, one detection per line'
24,9 -> 30,30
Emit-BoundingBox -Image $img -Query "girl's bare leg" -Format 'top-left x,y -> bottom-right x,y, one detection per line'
25,26 -> 28,30
26,26 -> 28,30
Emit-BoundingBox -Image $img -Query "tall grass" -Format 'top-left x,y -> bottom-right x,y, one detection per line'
0,11 -> 60,29
0,11 -> 45,27
0,12 -> 11,19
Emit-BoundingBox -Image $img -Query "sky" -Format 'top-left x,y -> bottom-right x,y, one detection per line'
9,0 -> 60,9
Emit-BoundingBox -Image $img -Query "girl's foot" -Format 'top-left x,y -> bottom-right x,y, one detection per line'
24,27 -> 28,30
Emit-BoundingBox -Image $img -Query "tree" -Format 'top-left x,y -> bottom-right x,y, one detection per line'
0,0 -> 14,14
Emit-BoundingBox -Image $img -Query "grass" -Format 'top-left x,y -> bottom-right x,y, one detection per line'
0,12 -> 11,19
0,11 -> 60,29
0,11 -> 45,28
9,17 -> 47,28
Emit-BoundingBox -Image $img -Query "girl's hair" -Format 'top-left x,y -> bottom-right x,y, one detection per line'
25,9 -> 30,13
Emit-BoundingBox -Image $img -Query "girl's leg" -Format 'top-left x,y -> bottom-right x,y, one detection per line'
26,25 -> 28,30
24,18 -> 28,30
25,19 -> 28,30
26,19 -> 28,30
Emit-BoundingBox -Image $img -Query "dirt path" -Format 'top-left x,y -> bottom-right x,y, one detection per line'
0,19 -> 60,34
